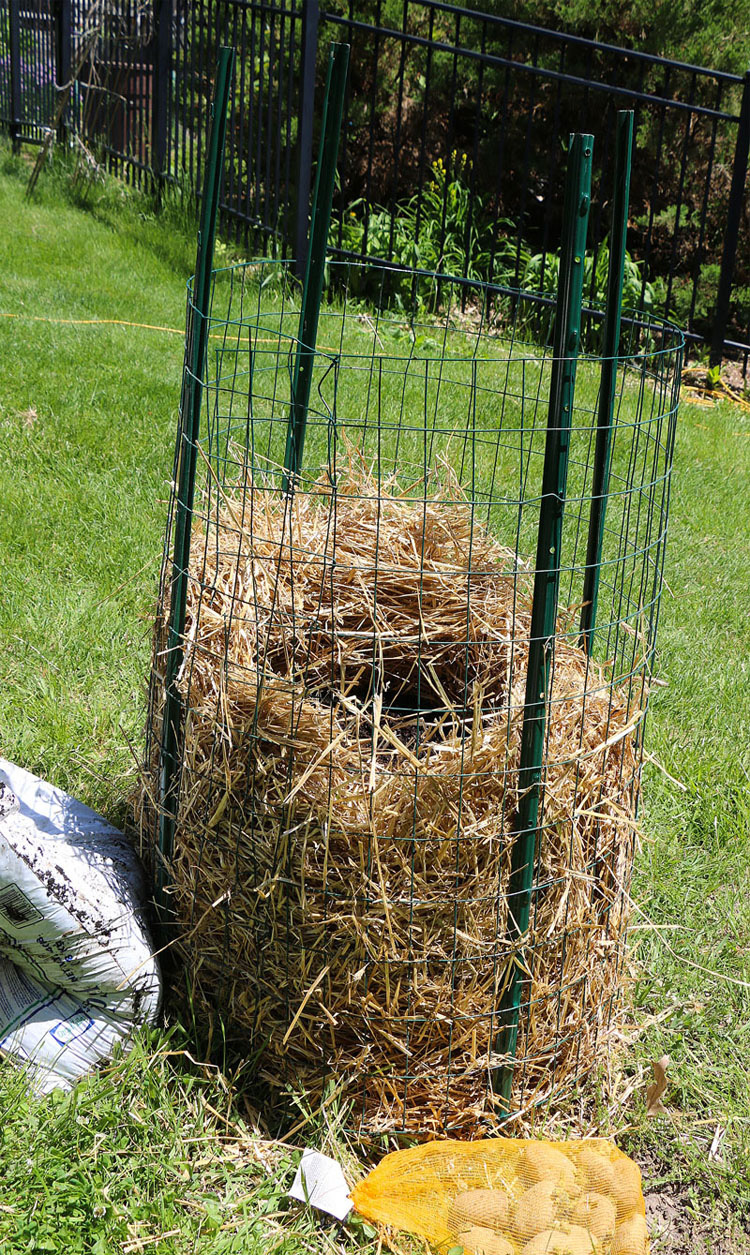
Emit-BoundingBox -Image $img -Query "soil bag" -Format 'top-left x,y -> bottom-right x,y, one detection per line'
0,758 -> 161,1093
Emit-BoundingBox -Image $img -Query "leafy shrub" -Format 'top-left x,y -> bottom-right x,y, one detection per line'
521,240 -> 655,312
333,152 -> 521,308
334,151 -> 662,333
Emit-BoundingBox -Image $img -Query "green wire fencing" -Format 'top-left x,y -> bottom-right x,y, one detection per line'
140,247 -> 682,1135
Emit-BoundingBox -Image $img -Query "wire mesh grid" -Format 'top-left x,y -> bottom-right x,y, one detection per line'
142,259 -> 682,1135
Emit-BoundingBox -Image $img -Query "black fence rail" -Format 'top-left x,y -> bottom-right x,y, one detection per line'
1,0 -> 748,365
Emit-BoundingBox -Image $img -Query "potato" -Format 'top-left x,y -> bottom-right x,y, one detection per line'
521,1224 -> 600,1255
575,1146 -> 615,1195
512,1179 -> 576,1242
570,1192 -> 617,1240
516,1144 -> 578,1192
456,1225 -> 515,1255
449,1189 -> 510,1234
608,1160 -> 643,1220
611,1214 -> 649,1255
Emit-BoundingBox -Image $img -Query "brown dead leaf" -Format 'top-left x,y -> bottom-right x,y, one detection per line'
645,1054 -> 670,1117
19,406 -> 37,429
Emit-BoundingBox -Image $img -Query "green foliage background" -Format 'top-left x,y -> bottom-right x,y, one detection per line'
447,0 -> 750,74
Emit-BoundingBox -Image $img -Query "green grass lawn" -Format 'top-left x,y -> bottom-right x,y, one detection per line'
0,154 -> 193,819
0,149 -> 748,1254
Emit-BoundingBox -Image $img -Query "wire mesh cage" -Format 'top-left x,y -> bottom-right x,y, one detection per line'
141,254 -> 681,1136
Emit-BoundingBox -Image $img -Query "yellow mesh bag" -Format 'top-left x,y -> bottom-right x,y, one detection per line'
351,1138 -> 649,1255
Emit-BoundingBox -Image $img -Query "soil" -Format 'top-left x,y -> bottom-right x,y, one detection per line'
682,359 -> 750,407
721,360 -> 750,394
638,1147 -> 750,1254
645,1186 -> 750,1254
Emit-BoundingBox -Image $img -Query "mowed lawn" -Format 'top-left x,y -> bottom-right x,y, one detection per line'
0,155 -> 191,819
0,150 -> 749,1254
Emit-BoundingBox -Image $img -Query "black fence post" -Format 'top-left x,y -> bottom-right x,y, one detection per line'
53,0 -> 72,144
152,0 -> 172,190
710,68 -> 750,367
8,0 -> 22,153
295,0 -> 320,280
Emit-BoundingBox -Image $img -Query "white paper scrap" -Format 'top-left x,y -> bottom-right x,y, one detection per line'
289,1149 -> 353,1221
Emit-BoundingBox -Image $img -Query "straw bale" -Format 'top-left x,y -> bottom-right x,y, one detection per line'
142,454 -> 641,1136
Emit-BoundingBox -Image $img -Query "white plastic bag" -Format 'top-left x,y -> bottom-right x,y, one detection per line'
0,758 -> 161,1093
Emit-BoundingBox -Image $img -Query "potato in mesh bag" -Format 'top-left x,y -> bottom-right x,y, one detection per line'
350,1137 -> 649,1255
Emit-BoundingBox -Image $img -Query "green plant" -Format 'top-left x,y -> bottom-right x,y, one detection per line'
653,263 -> 750,345
521,238 -> 655,312
334,152 -> 519,309
484,0 -> 750,75
337,158 -> 660,327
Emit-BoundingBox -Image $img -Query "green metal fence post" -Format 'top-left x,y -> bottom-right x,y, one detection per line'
294,0 -> 321,283
282,41 -> 350,492
156,46 -> 235,913
493,133 -> 594,1111
579,110 -> 634,654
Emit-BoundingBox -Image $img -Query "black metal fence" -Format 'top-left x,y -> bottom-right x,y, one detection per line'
0,1 -> 57,145
1,0 -> 748,365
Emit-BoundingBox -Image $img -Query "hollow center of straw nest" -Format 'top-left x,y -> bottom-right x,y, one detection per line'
180,462 -> 538,808
156,456 -> 643,1133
